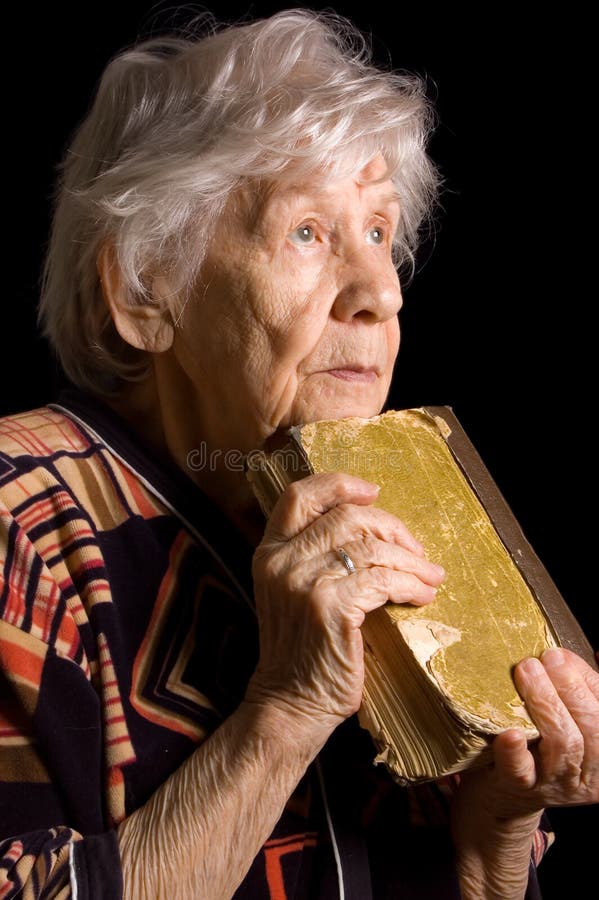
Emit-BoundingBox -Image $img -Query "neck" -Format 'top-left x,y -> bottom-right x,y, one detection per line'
105,372 -> 267,548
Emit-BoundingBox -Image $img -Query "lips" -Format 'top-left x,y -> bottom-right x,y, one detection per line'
324,367 -> 379,383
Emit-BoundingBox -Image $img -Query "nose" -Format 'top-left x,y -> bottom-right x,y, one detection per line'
332,250 -> 403,324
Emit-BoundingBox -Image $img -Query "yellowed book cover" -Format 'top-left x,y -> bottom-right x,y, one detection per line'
246,407 -> 596,783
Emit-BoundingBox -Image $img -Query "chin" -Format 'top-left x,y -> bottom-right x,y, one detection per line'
286,375 -> 392,427
295,395 -> 386,425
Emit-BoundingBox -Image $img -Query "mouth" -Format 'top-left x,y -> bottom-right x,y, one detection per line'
323,366 -> 379,383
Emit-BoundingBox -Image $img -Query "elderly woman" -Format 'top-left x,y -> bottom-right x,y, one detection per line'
0,9 -> 597,900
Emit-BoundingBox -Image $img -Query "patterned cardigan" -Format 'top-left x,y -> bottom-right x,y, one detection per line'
0,391 -> 551,899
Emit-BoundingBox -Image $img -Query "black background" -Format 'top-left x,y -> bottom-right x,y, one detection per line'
5,2 -> 596,893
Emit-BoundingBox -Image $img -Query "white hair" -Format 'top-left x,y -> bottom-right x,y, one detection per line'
39,8 -> 441,395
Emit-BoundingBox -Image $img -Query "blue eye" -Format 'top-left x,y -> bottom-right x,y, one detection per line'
366,227 -> 385,245
289,224 -> 316,245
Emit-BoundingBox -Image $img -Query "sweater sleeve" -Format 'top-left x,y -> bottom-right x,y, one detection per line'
0,505 -> 124,899
0,828 -> 122,900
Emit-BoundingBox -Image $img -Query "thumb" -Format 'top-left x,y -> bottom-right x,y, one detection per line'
493,729 -> 537,789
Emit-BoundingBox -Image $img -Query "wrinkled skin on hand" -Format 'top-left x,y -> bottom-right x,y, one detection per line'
245,472 -> 445,730
451,647 -> 599,897
458,648 -> 599,817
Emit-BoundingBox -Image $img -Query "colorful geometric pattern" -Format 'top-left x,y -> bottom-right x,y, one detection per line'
0,395 -> 554,899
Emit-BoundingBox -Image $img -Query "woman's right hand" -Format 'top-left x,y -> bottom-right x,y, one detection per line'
245,472 -> 445,733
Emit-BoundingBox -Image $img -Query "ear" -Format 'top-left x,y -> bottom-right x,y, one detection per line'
97,242 -> 175,353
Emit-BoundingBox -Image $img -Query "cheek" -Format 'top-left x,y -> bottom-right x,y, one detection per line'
258,261 -> 334,364
269,301 -> 330,371
388,317 -> 401,363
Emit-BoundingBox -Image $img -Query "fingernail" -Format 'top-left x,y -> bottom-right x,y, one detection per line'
433,564 -> 445,577
542,647 -> 565,668
521,657 -> 544,677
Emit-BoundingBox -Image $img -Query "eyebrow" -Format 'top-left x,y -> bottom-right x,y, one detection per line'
249,182 -> 402,233
269,186 -> 402,210
377,191 -> 401,206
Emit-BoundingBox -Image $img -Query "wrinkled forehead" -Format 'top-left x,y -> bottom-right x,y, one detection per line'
230,152 -> 399,228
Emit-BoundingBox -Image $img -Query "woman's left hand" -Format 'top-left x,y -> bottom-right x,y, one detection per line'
466,647 -> 599,817
451,647 -> 599,899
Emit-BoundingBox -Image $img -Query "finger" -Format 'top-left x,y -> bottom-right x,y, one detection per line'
493,729 -> 537,789
329,538 -> 445,587
266,472 -> 424,554
540,649 -> 599,735
515,657 -> 584,786
554,648 -> 599,700
540,648 -> 599,784
303,502 -> 426,556
265,472 -> 381,541
335,565 -> 439,611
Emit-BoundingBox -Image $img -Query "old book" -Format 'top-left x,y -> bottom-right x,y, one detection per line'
246,407 -> 596,784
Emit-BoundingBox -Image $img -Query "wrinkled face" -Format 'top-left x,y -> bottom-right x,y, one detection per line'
172,155 -> 403,450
